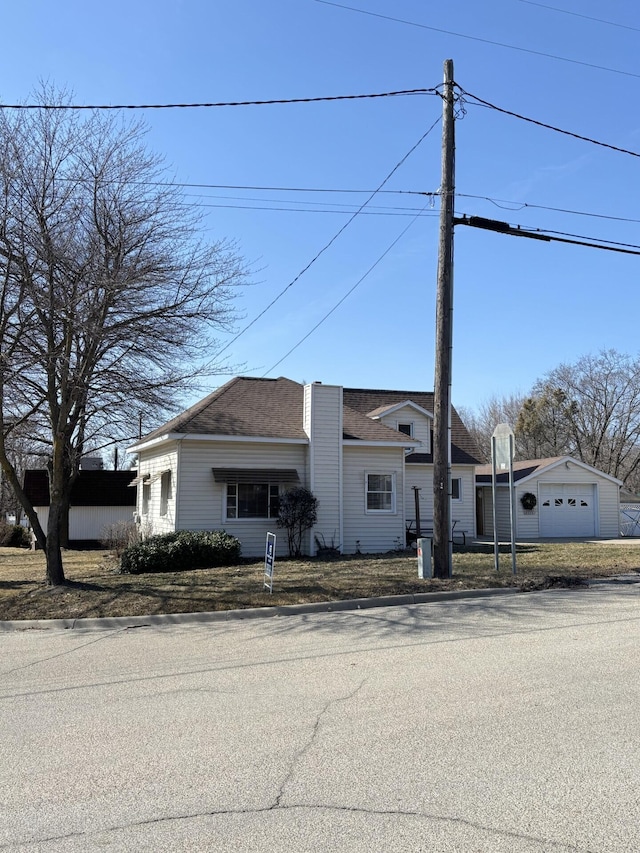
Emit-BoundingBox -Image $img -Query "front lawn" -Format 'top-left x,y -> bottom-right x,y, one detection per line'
1,541 -> 638,622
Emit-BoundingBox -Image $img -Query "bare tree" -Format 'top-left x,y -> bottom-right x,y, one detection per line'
517,350 -> 640,486
458,393 -> 525,463
0,88 -> 248,584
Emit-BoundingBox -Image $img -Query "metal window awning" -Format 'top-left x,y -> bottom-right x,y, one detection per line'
127,473 -> 151,487
212,468 -> 300,484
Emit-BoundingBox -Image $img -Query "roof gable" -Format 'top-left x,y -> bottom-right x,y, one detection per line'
344,387 -> 482,465
476,456 -> 624,486
367,400 -> 434,420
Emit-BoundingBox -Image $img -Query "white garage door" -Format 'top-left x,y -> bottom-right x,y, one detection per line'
539,483 -> 596,537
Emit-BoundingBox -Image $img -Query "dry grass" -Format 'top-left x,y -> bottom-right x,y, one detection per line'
1,540 -> 639,622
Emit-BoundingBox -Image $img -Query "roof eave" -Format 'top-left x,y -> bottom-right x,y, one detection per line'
128,432 -> 309,453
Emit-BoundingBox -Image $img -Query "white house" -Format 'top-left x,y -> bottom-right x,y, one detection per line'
127,376 -> 482,557
475,456 -> 622,540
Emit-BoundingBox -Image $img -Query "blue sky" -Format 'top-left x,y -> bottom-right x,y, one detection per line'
2,1 -> 639,413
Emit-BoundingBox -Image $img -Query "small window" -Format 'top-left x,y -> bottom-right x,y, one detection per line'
366,473 -> 395,513
581,499 -> 588,507
542,499 -> 550,507
397,423 -> 413,437
555,498 -> 563,507
568,498 -> 576,507
451,478 -> 462,501
160,471 -> 172,516
226,483 -> 280,519
142,483 -> 151,515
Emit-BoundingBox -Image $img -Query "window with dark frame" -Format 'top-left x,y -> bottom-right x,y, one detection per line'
226,483 -> 280,519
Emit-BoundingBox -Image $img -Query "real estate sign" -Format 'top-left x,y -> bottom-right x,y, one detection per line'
264,532 -> 276,593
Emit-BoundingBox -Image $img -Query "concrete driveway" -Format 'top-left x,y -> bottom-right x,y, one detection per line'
1,583 -> 639,851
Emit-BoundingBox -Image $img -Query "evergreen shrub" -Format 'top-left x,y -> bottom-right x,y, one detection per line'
119,530 -> 241,574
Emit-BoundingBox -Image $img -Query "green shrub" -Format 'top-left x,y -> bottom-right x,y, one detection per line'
119,530 -> 241,574
0,522 -> 31,548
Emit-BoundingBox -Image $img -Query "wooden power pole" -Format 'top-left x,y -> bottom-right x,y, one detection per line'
433,59 -> 455,579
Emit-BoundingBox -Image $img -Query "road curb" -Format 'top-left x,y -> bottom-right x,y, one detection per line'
0,585 -> 521,632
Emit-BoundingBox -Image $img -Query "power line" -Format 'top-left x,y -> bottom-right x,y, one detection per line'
456,193 -> 640,226
515,0 -> 640,34
186,201 -> 438,217
458,87 -> 640,158
314,0 -> 640,80
263,205 -> 429,375
214,116 -> 441,359
0,89 -> 436,111
454,214 -> 640,255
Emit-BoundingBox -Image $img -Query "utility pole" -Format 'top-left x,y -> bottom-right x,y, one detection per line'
433,59 -> 455,579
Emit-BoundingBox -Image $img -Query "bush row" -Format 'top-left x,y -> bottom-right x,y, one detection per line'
119,530 -> 241,574
0,522 -> 31,548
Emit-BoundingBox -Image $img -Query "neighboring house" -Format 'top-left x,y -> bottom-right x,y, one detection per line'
23,469 -> 137,545
127,376 -> 482,557
475,456 -> 622,540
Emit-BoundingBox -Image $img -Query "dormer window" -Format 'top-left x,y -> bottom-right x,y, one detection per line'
397,422 -> 413,437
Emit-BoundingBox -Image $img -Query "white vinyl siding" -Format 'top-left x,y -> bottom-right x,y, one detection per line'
343,446 -> 405,553
304,383 -> 343,555
481,461 -> 621,540
177,440 -> 307,557
378,403 -> 432,452
33,506 -> 136,541
136,444 -> 178,536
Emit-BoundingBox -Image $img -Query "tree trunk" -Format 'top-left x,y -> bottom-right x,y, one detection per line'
45,499 -> 66,585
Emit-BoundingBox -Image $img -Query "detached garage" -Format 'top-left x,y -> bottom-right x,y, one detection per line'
475,456 -> 622,540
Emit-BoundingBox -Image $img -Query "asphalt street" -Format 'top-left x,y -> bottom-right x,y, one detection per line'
1,584 -> 639,852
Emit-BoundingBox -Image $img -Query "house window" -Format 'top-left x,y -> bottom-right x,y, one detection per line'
226,483 -> 280,519
451,478 -> 462,501
366,473 -> 395,513
160,471 -> 172,516
142,483 -> 151,515
397,422 -> 413,437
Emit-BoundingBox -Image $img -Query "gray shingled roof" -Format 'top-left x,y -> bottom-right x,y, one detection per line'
343,388 -> 483,465
140,377 -> 307,442
135,377 -> 481,459
475,457 -> 565,483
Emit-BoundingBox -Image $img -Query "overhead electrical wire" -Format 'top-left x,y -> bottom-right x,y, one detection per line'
456,193 -> 640,225
515,0 -> 640,34
213,115 -> 441,360
187,201 -> 438,217
457,87 -> 640,158
455,215 -> 640,256
313,0 -> 640,81
0,89 -> 436,111
262,205 -> 429,376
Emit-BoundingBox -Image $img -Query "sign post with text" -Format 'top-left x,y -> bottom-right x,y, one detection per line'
264,532 -> 276,593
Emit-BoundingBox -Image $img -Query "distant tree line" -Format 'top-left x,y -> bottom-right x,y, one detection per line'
459,349 -> 640,495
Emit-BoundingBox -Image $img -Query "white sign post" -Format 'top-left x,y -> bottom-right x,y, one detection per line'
491,423 -> 517,575
264,532 -> 276,593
